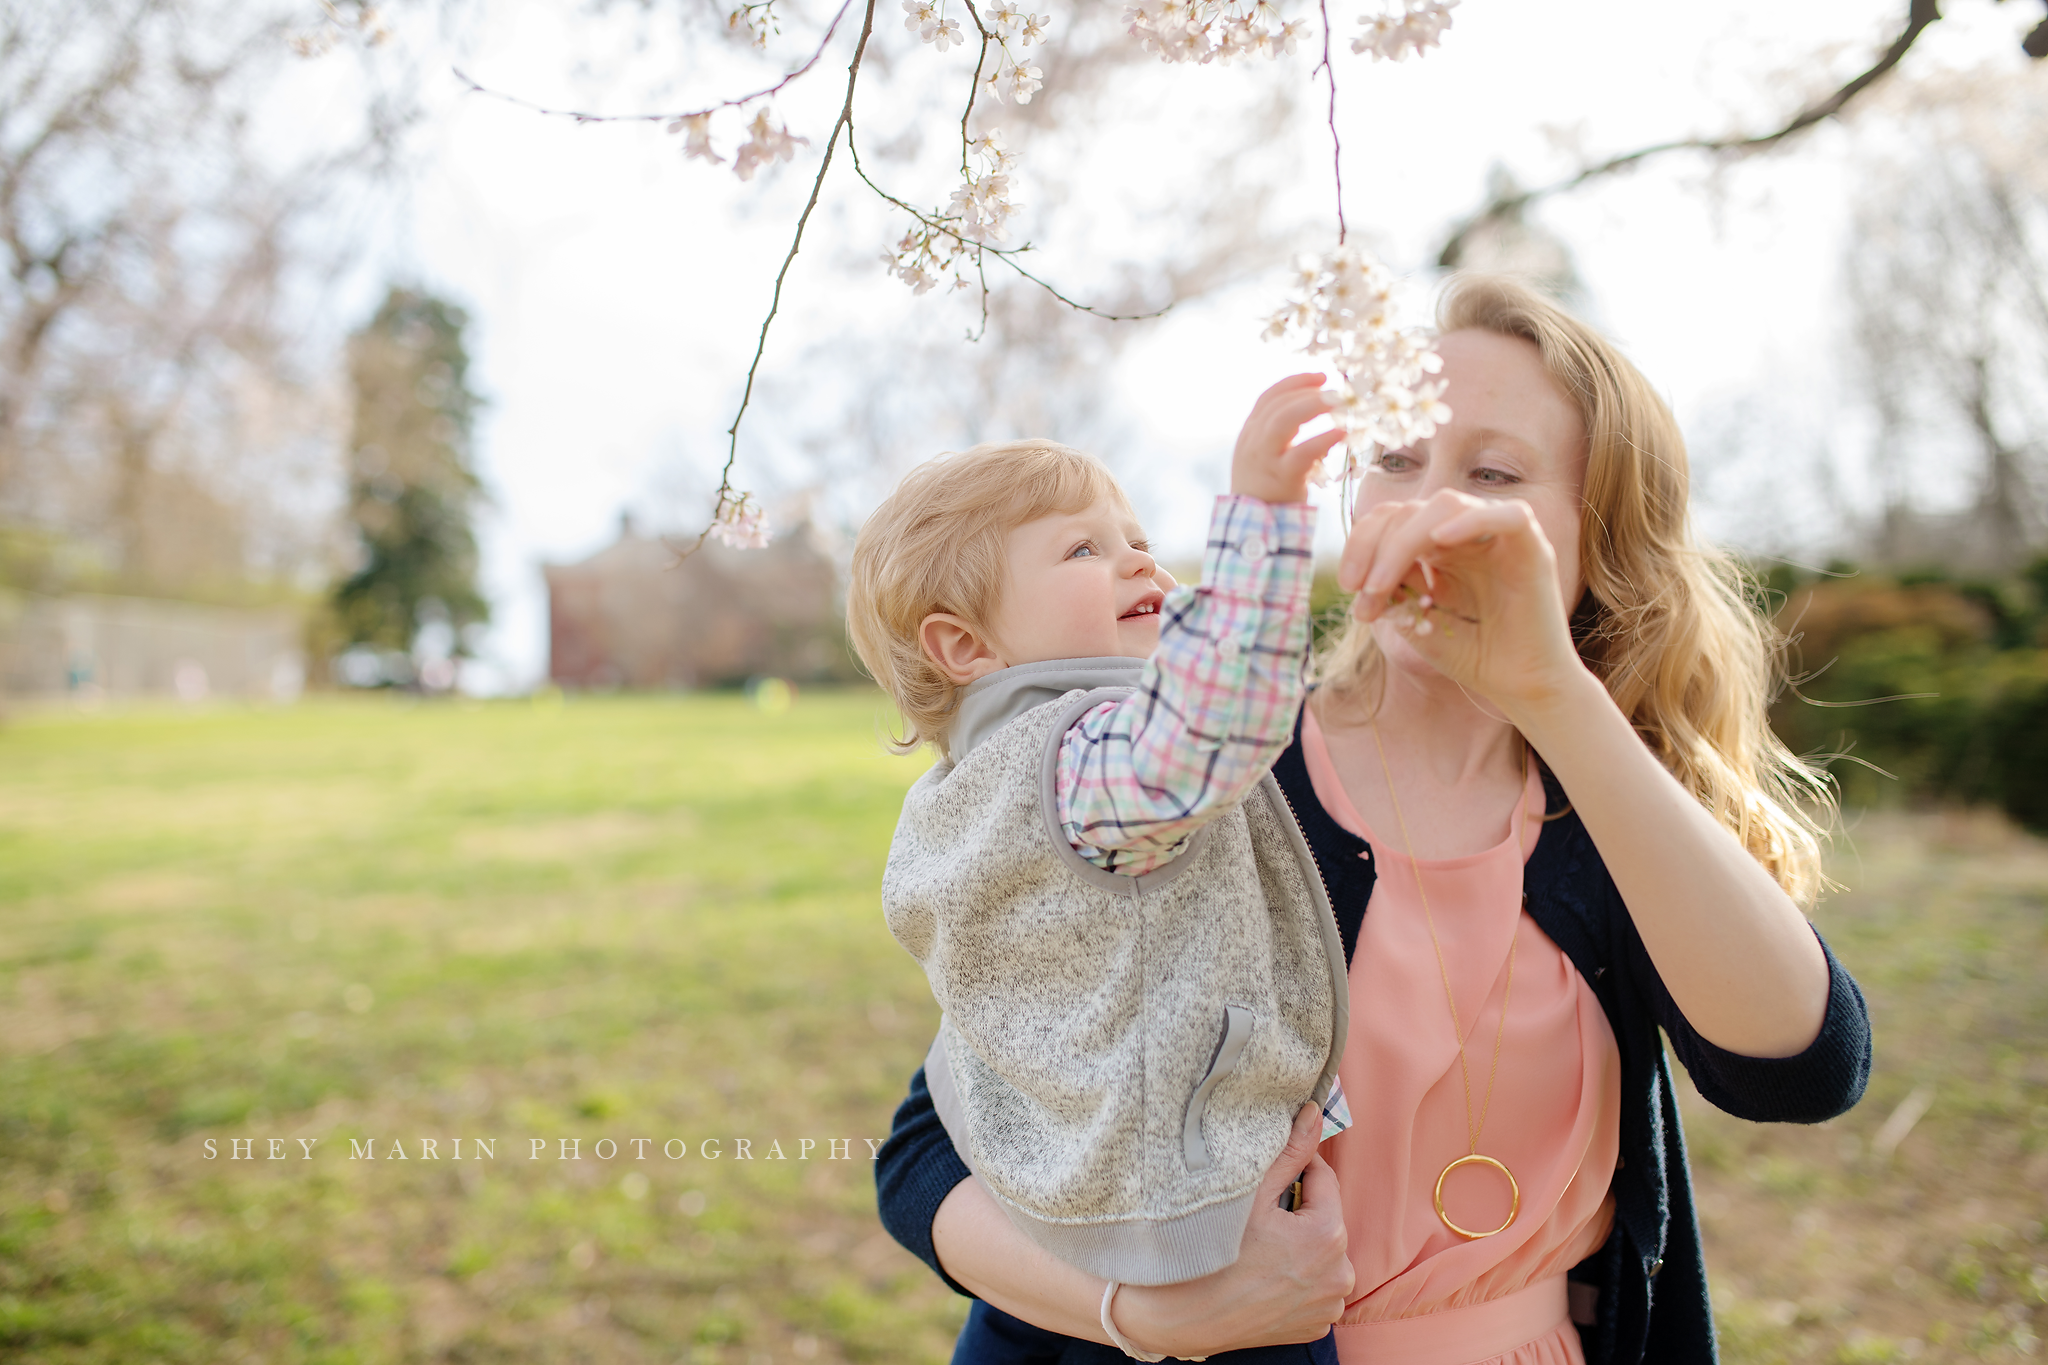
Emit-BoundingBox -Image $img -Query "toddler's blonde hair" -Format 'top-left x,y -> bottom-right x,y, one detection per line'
847,440 -> 1131,757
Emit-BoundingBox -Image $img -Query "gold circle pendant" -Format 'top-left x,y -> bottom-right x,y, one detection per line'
1434,1154 -> 1521,1239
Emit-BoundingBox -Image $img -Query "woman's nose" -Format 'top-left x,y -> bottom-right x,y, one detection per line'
1416,465 -> 1458,498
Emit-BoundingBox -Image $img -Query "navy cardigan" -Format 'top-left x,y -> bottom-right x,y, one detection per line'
875,716 -> 1873,1364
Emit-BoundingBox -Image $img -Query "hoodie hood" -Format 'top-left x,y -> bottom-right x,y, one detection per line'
947,656 -> 1143,761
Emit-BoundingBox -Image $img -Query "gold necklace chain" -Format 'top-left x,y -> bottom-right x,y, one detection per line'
1369,721 -> 1525,1240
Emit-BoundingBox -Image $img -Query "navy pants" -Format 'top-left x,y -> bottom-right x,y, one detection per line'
951,1301 -> 1340,1365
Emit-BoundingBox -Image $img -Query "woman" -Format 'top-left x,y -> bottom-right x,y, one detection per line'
874,275 -> 1871,1365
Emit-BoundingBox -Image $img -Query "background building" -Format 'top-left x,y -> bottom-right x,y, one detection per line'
543,515 -> 851,690
0,593 -> 304,701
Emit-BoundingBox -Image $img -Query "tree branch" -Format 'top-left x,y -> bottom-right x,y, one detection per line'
676,0 -> 878,558
845,130 -> 1172,322
1437,0 -> 1943,267
961,0 -> 993,176
450,0 -> 854,126
1312,0 -> 1345,244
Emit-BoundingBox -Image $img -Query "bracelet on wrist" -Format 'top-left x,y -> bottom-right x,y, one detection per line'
1101,1281 -> 1207,1363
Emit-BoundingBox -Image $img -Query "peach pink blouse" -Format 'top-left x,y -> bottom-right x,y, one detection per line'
1300,708 -> 1622,1365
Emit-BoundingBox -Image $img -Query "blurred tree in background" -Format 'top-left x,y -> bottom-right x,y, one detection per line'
331,286 -> 488,657
1847,67 -> 2048,574
0,0 -> 416,604
1768,559 -> 2048,834
1750,62 -> 2048,830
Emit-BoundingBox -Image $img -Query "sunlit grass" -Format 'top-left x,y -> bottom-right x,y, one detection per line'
0,695 -> 2041,1362
0,692 -> 960,1364
1687,808 -> 2048,1364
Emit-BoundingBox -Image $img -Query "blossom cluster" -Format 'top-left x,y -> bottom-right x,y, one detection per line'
1351,0 -> 1456,61
950,130 -> 1020,241
1122,0 -> 1308,64
1266,247 -> 1451,463
290,1 -> 391,57
668,108 -> 807,182
903,0 -> 1048,103
728,0 -> 780,49
885,225 -> 971,295
710,494 -> 772,550
884,130 -> 1019,293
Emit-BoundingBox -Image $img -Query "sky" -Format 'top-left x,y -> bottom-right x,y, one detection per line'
353,0 -> 2045,693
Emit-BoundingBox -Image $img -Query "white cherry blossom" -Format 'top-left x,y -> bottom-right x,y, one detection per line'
902,0 -> 937,32
1352,0 -> 1456,61
1267,246 -> 1452,457
970,128 -> 1017,172
930,15 -> 963,48
731,109 -> 806,181
1122,0 -> 1307,67
727,2 -> 777,49
1007,63 -> 1043,102
667,112 -> 722,164
710,496 -> 772,550
948,169 -> 1018,241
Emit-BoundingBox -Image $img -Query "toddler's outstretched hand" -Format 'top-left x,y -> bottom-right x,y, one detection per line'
1232,373 -> 1343,505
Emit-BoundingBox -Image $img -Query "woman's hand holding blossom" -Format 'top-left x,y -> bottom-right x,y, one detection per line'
1338,489 -> 1589,722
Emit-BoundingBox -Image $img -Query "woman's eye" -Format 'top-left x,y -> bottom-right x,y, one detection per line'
1472,466 -> 1519,486
1375,452 -> 1416,472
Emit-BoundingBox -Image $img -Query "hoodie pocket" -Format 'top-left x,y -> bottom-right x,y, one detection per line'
1182,1006 -> 1255,1172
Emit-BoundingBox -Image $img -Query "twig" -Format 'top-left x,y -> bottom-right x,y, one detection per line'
1869,1084 -> 1933,1163
970,248 -> 992,341
476,0 -> 1172,555
450,0 -> 854,126
680,0 -> 880,558
1437,0 -> 1942,266
846,131 -> 1173,321
961,0 -> 992,176
995,252 -> 1172,320
1313,0 -> 1346,243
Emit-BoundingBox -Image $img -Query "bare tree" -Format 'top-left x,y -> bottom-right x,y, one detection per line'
0,0 -> 417,596
1434,0 -> 2034,268
1843,66 -> 2048,573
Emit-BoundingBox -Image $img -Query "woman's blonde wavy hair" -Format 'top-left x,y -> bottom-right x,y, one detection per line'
846,439 -> 1130,758
1319,274 -> 1834,905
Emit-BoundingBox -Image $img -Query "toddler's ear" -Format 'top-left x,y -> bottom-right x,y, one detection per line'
920,613 -> 1007,686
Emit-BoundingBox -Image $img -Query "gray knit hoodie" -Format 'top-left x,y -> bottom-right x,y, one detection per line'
883,658 -> 1350,1286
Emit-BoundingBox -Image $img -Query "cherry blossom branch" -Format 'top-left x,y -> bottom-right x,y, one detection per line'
1313,0 -> 1346,244
961,0 -> 992,176
448,0 -> 853,126
971,249 -> 992,341
846,131 -> 1172,321
996,252 -> 1172,321
1436,0 -> 1942,266
677,0 -> 880,558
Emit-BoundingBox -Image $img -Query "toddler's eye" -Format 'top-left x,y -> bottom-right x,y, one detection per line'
1067,542 -> 1097,559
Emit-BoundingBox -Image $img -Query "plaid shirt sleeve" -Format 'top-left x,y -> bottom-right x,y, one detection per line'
1056,495 -> 1319,876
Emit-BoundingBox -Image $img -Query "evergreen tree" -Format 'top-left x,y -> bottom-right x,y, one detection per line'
333,287 -> 488,653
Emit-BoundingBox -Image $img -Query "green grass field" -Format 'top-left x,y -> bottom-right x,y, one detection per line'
0,693 -> 2041,1363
